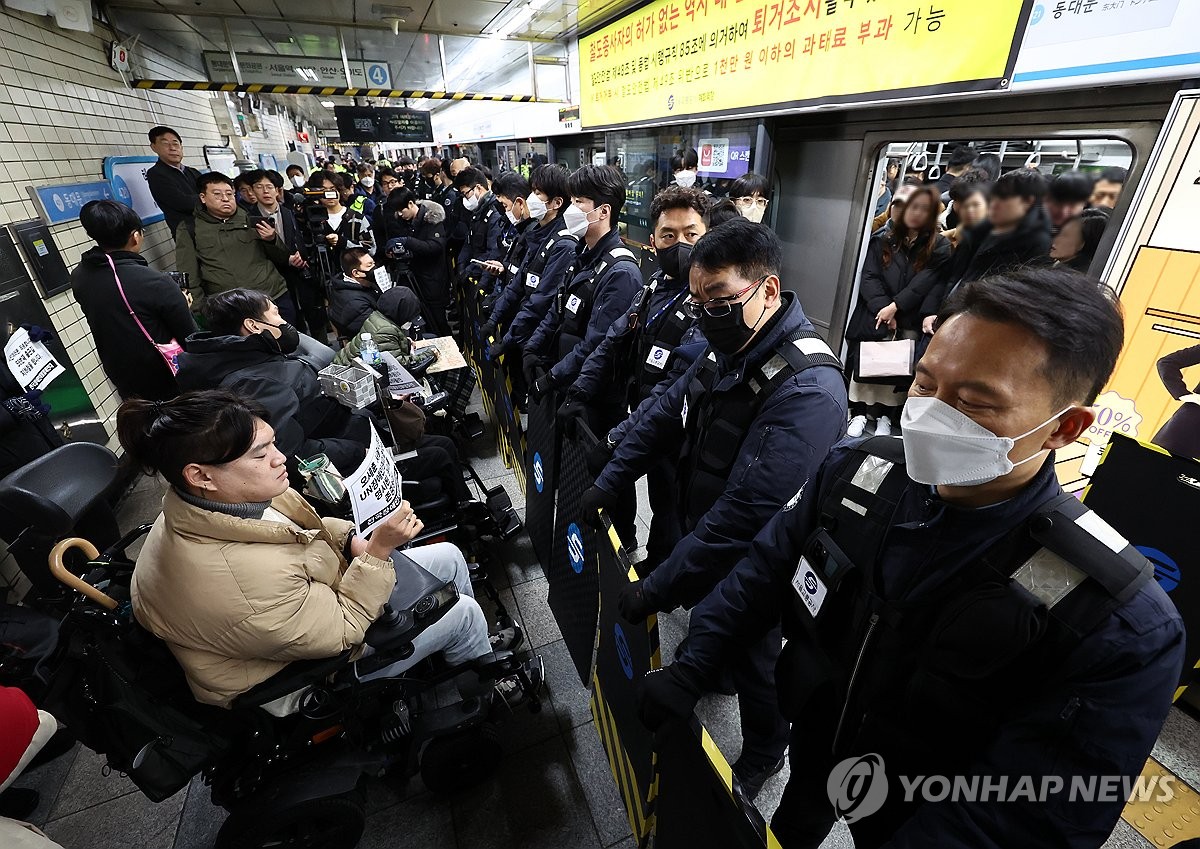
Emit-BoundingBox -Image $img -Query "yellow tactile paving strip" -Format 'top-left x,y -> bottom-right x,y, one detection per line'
1122,757 -> 1200,846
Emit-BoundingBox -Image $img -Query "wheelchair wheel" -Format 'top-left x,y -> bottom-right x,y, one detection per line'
215,792 -> 366,849
419,721 -> 502,794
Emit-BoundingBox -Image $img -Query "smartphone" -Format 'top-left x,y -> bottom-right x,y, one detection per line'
167,271 -> 188,291
470,258 -> 488,265
247,214 -> 273,229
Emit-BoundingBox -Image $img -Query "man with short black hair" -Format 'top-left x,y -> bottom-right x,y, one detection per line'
476,170 -> 538,325
934,144 -> 976,193
453,166 -> 505,287
250,169 -> 322,336
487,165 -> 577,363
588,218 -> 847,799
175,173 -> 294,320
145,125 -> 203,238
1045,171 -> 1095,233
643,266 -> 1183,849
1091,165 -> 1127,209
285,163 -> 307,190
380,187 -> 451,335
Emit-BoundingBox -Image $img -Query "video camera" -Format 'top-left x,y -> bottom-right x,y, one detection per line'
287,188 -> 341,289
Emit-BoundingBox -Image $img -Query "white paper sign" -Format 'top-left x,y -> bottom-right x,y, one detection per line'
343,424 -> 403,537
387,363 -> 421,395
4,328 -> 65,392
374,266 -> 396,292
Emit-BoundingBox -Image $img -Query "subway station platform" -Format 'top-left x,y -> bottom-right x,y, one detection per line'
6,389 -> 1198,849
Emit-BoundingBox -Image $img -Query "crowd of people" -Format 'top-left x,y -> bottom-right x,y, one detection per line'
847,145 -> 1127,437
0,122 -> 1184,849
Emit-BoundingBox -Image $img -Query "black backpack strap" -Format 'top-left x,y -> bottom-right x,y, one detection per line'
817,437 -> 910,572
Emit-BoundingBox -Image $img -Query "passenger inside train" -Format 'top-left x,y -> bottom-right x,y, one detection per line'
2,3 -> 1199,849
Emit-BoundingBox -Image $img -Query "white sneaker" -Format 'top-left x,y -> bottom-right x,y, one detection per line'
846,415 -> 868,438
875,416 -> 893,437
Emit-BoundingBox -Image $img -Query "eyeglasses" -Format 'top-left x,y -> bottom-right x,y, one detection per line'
684,275 -> 768,318
734,196 -> 769,210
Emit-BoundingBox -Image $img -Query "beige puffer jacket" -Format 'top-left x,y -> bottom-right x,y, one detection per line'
131,488 -> 395,707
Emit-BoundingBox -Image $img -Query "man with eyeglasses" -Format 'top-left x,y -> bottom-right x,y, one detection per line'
145,125 -> 203,238
582,218 -> 848,800
175,173 -> 294,320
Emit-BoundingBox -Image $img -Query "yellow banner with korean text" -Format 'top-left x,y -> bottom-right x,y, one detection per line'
580,0 -> 1031,128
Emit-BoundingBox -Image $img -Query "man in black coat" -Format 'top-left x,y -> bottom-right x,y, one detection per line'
329,247 -> 383,337
381,188 -> 453,336
144,126 -> 202,238
71,200 -> 197,402
250,169 -> 326,338
919,169 -> 1052,321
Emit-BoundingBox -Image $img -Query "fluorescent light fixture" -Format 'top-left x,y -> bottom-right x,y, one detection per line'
321,100 -> 336,108
493,5 -> 536,37
296,67 -> 320,81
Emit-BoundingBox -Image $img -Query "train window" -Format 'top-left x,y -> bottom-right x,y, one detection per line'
866,139 -> 1134,260
608,119 -> 760,246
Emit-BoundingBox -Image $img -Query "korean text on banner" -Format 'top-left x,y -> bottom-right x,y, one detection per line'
3,328 -> 65,392
579,0 -> 1029,128
344,424 -> 403,537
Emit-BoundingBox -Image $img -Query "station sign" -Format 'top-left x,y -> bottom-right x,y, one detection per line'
103,156 -> 165,227
26,181 -> 114,225
203,52 -> 392,89
579,0 -> 1030,128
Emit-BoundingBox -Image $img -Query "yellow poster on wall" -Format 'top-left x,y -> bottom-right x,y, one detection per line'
579,0 -> 1030,128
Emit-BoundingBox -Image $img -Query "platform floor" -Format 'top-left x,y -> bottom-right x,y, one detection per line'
11,397 -> 1197,848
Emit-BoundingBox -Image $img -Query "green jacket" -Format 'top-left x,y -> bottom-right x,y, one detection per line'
175,206 -> 290,310
332,310 -> 418,367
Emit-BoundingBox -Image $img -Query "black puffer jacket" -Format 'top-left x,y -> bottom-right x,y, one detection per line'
328,277 -> 380,337
383,200 -> 450,307
177,332 -> 365,471
920,205 -> 1052,315
847,231 -> 952,340
69,247 -> 197,401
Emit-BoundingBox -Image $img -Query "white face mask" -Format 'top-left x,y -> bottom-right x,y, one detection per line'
900,396 -> 1070,487
360,176 -> 375,188
462,193 -> 480,212
525,191 -> 549,221
506,208 -> 519,226
290,175 -> 306,188
741,205 -> 766,224
561,204 -> 591,238
674,170 -> 697,188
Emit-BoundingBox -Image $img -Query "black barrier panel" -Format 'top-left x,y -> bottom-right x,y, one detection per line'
524,392 -> 558,571
548,421 -> 601,682
1083,434 -> 1200,697
492,356 -> 526,484
591,515 -> 659,847
654,718 -> 776,849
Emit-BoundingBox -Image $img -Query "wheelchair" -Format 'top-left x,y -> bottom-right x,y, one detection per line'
0,442 -> 544,849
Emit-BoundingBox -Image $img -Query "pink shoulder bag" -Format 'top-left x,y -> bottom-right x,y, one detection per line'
106,254 -> 184,376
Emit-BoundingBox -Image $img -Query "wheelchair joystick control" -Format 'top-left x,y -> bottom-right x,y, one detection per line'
378,603 -> 401,627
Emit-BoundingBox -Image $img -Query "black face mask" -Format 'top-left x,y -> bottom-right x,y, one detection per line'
656,242 -> 693,281
698,279 -> 768,356
261,322 -> 300,355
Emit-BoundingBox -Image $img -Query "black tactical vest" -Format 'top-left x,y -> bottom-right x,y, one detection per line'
552,245 -> 639,356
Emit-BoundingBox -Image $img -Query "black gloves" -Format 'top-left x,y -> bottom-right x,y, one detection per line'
486,338 -> 510,361
579,484 -> 617,529
3,391 -> 49,422
522,352 -> 544,387
556,397 -> 587,437
617,579 -> 657,623
637,664 -> 702,731
586,438 -> 615,477
22,324 -> 53,343
480,320 -> 497,341
528,372 -> 555,402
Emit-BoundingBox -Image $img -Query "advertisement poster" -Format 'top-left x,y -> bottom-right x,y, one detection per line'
579,0 -> 1028,128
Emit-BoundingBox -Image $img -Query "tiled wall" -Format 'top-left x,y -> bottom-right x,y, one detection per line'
0,9 -> 306,597
0,8 -> 303,447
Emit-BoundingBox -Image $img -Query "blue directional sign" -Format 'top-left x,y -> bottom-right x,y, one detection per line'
28,181 -> 114,225
367,63 -> 389,86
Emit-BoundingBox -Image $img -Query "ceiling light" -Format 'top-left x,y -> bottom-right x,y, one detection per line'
321,100 -> 336,108
492,5 -> 536,37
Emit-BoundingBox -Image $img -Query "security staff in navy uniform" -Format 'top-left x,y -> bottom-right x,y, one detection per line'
523,165 -> 645,545
475,171 -> 528,312
587,219 -> 849,798
485,165 -> 578,364
564,186 -> 711,572
640,267 -> 1185,848
453,166 -> 505,302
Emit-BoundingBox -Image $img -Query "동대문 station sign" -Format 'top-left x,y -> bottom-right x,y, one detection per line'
579,0 -> 1031,128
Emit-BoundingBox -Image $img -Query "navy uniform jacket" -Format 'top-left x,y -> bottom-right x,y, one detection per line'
456,194 -> 504,272
571,270 -> 691,404
527,228 -> 643,385
606,335 -> 706,445
596,293 -> 847,610
498,219 -> 579,349
490,216 -> 565,331
680,441 -> 1185,849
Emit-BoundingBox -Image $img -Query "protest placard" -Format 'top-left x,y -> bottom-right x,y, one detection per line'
3,328 -> 64,392
343,424 -> 403,537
